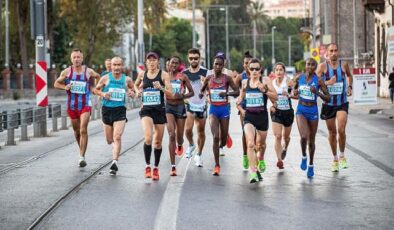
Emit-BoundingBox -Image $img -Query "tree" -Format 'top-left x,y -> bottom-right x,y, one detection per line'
16,0 -> 29,77
247,1 -> 269,59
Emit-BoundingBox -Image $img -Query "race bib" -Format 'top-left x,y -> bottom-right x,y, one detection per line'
299,85 -> 315,100
189,102 -> 205,112
143,89 -> 161,106
327,82 -> 343,95
171,82 -> 182,94
108,88 -> 125,102
210,89 -> 226,102
245,92 -> 264,108
277,95 -> 290,110
70,81 -> 87,94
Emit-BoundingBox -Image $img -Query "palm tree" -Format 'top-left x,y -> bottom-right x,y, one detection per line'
247,1 -> 269,58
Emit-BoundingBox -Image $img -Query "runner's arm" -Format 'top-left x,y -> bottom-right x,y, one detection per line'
263,77 -> 278,104
227,75 -> 239,97
94,75 -> 109,98
236,81 -> 246,115
182,74 -> 194,99
161,71 -> 174,98
54,68 -> 70,90
134,72 -> 144,96
343,61 -> 353,96
317,78 -> 330,102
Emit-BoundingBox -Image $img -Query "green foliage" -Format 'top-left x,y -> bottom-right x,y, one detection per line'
147,17 -> 193,63
294,59 -> 306,72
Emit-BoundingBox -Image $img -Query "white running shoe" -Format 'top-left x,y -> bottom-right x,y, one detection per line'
194,154 -> 203,167
219,147 -> 225,156
186,145 -> 196,158
79,156 -> 87,168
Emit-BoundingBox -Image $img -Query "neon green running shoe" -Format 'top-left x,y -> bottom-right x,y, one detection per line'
339,157 -> 348,169
258,160 -> 266,173
242,155 -> 249,170
331,160 -> 339,172
249,172 -> 258,183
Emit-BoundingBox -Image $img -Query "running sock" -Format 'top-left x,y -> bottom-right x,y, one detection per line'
154,148 -> 162,167
250,166 -> 257,173
339,152 -> 345,158
112,160 -> 118,164
172,164 -> 176,168
144,143 -> 152,165
334,155 -> 338,161
178,145 -> 182,151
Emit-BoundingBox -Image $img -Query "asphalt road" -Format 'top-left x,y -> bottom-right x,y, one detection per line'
0,102 -> 393,230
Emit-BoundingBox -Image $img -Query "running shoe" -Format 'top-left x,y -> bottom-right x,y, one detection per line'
185,145 -> 196,158
152,167 -> 160,181
307,165 -> 314,178
300,156 -> 307,171
79,157 -> 87,168
331,160 -> 339,172
109,162 -> 118,175
256,171 -> 263,181
145,166 -> 152,178
176,145 -> 184,157
277,160 -> 284,169
339,157 -> 348,169
170,166 -> 177,176
242,155 -> 249,170
194,154 -> 203,167
257,160 -> 266,173
281,149 -> 287,160
226,134 -> 233,148
249,172 -> 259,183
219,147 -> 225,156
212,165 -> 220,176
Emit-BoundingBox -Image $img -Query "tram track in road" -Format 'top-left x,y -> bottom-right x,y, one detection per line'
0,110 -> 140,176
27,137 -> 144,230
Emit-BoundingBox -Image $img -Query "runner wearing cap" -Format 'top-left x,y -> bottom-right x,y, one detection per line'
134,51 -> 173,181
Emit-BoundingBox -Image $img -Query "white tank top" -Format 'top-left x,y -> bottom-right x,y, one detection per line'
273,77 -> 291,110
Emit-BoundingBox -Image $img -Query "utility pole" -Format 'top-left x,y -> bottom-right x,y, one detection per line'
192,0 -> 196,48
312,0 -> 316,48
206,8 -> 210,69
288,36 -> 291,66
5,0 -> 9,67
253,20 -> 257,58
138,0 -> 144,65
225,5 -> 230,69
272,26 -> 276,67
353,0 -> 359,67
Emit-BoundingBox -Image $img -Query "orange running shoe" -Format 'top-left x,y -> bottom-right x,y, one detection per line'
176,145 -> 184,156
226,134 -> 233,148
170,166 -> 177,176
212,165 -> 221,176
152,167 -> 160,181
145,166 -> 152,178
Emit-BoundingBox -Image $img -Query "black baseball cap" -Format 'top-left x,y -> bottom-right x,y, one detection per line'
215,52 -> 226,60
146,51 -> 159,59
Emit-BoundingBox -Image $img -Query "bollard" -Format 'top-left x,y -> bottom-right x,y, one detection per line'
6,128 -> 16,145
51,104 -> 61,132
20,108 -> 33,141
60,107 -> 68,130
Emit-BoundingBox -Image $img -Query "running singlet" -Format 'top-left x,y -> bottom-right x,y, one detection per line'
142,70 -> 165,108
245,79 -> 267,113
102,73 -> 127,107
168,72 -> 185,97
183,67 -> 208,112
208,74 -> 229,106
273,77 -> 292,110
66,66 -> 91,110
298,73 -> 319,103
323,60 -> 348,106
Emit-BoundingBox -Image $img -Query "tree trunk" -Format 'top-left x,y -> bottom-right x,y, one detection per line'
47,0 -> 55,67
85,32 -> 96,66
16,0 -> 29,79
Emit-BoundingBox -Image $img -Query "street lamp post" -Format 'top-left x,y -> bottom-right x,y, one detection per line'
271,26 -> 276,67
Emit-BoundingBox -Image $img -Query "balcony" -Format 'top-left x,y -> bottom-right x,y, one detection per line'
362,0 -> 385,13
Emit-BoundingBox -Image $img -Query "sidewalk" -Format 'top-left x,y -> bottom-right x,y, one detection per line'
349,96 -> 394,119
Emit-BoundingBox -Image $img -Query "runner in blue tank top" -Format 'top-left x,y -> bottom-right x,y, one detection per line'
234,51 -> 253,170
316,43 -> 353,172
96,57 -> 135,175
293,58 -> 330,178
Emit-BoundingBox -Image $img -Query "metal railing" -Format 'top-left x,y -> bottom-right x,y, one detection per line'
0,97 -> 142,148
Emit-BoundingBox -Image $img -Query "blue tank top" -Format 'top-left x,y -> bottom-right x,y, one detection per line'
323,61 -> 347,106
102,73 -> 127,107
298,73 -> 319,103
240,71 -> 249,109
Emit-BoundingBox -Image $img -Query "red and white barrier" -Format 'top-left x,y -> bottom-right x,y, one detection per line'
35,61 -> 48,107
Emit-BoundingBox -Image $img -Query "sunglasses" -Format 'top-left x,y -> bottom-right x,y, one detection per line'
188,57 -> 199,61
249,67 -> 261,72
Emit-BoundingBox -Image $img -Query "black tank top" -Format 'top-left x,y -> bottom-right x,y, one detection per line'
244,78 -> 267,113
142,70 -> 165,109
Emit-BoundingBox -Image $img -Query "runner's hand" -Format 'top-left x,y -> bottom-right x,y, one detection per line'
65,84 -> 71,91
310,86 -> 317,94
326,75 -> 337,85
347,86 -> 352,96
218,92 -> 227,97
153,81 -> 162,89
127,89 -> 135,97
103,92 -> 110,100
270,106 -> 276,113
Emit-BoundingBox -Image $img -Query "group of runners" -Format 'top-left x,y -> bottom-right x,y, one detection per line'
54,42 -> 353,183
